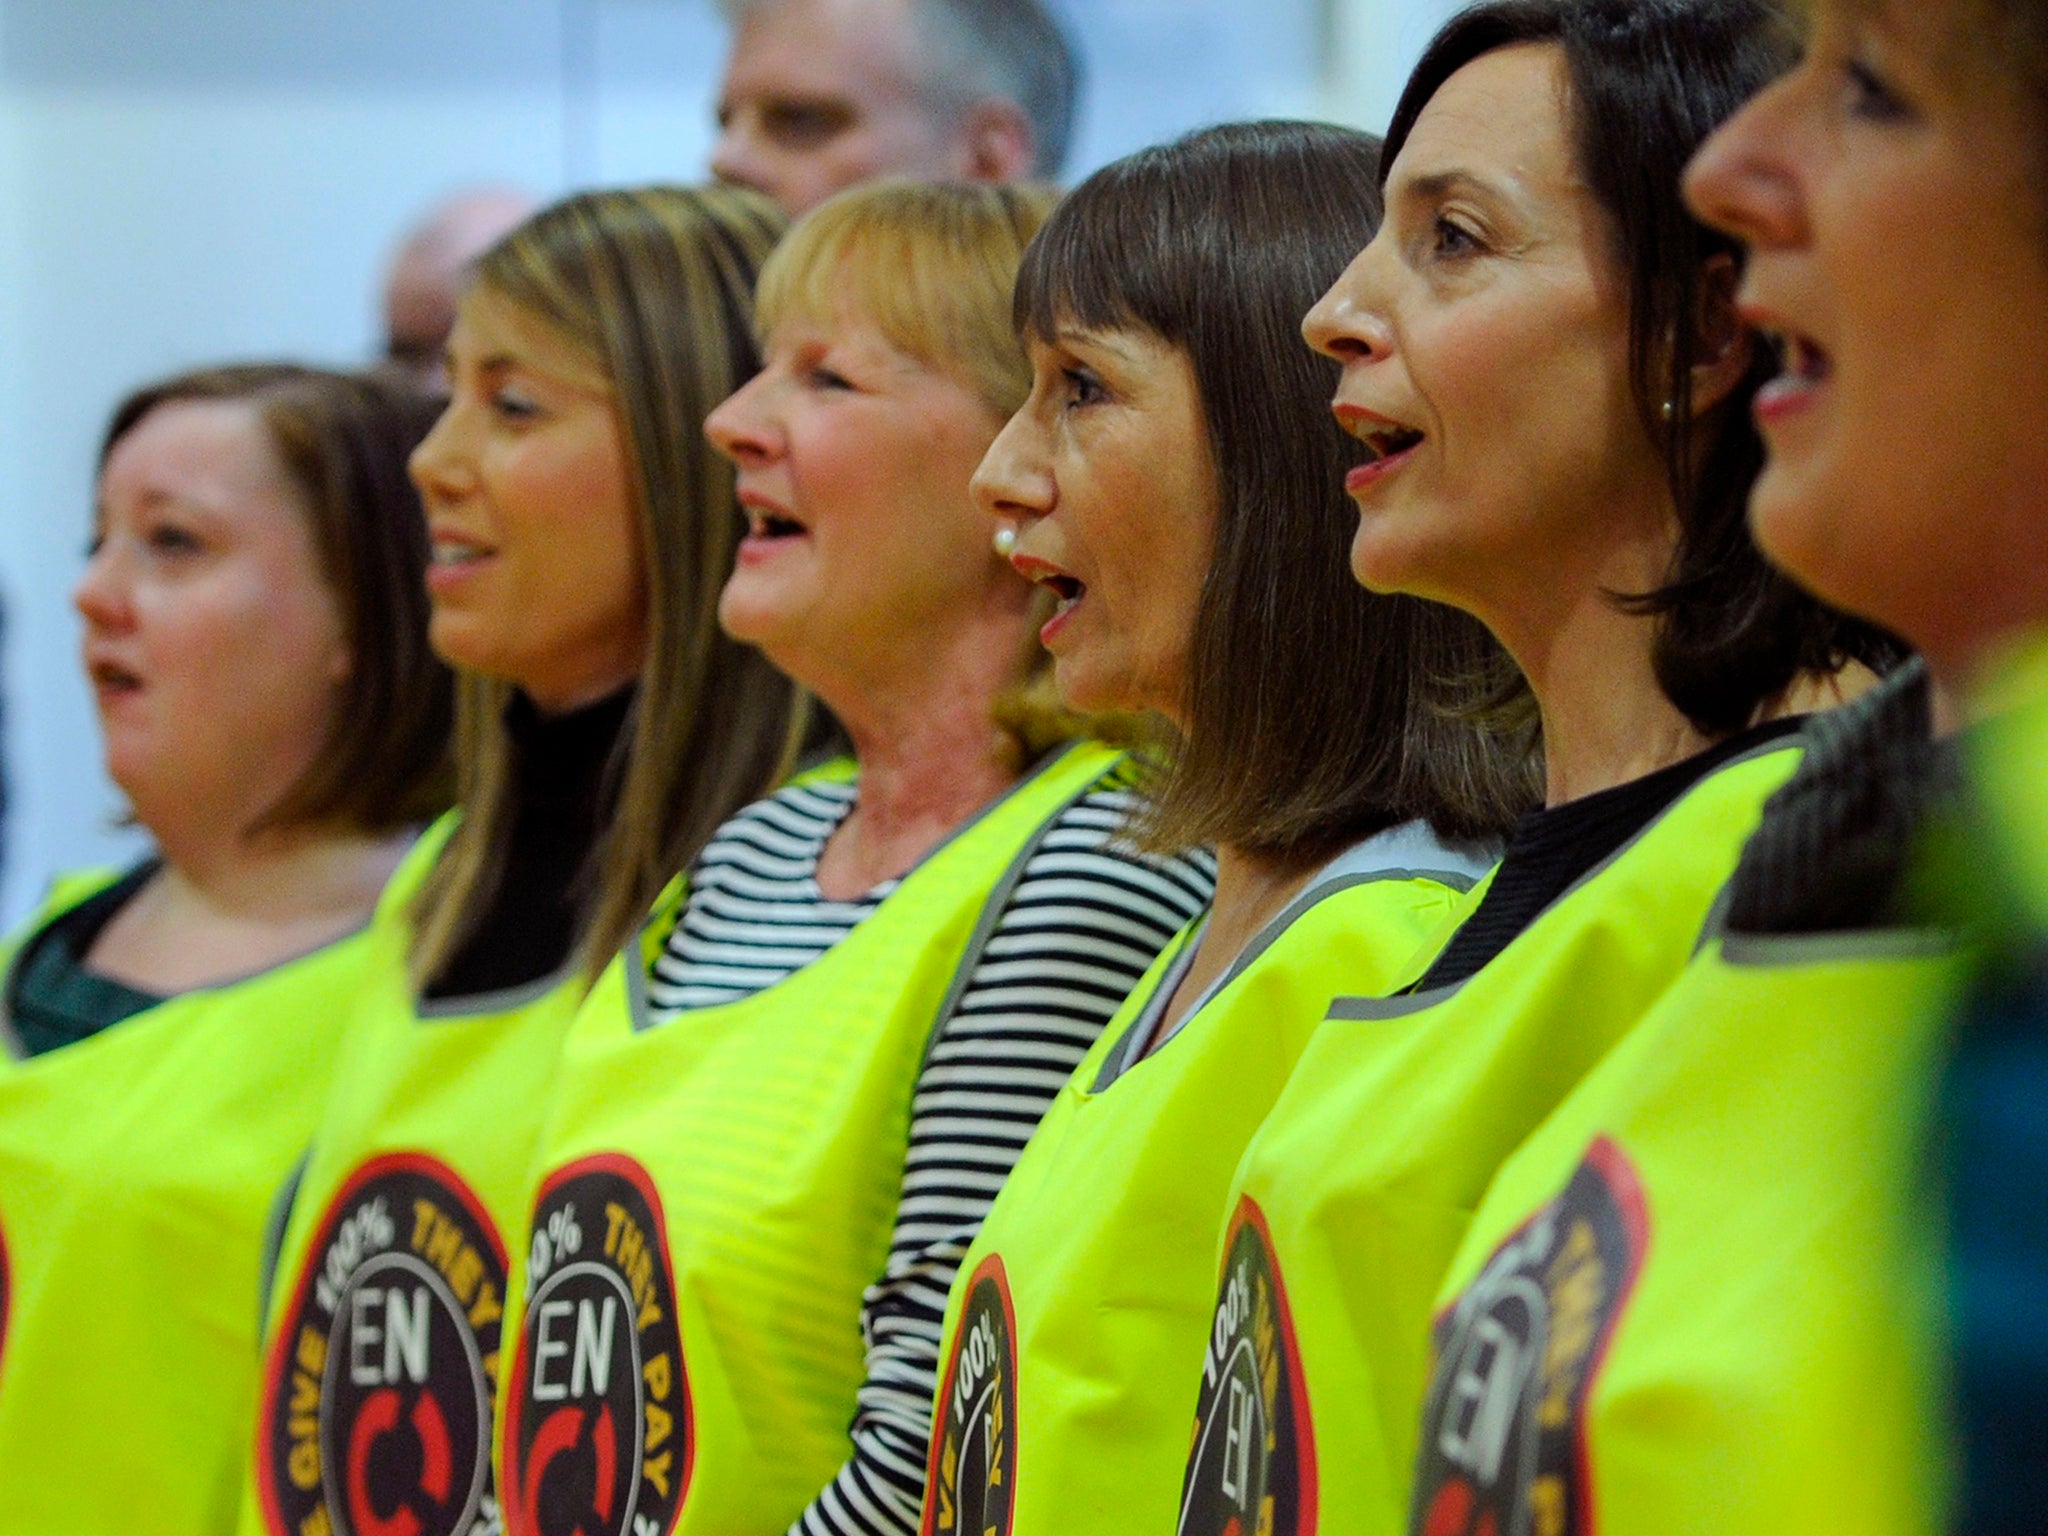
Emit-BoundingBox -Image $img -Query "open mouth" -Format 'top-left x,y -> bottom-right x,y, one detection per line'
87,659 -> 142,694
747,510 -> 808,542
1753,328 -> 1833,422
1040,572 -> 1084,609
429,534 -> 495,568
1353,422 -> 1425,463
1762,328 -> 1832,387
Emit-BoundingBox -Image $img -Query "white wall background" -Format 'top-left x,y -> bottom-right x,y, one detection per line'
0,0 -> 1456,921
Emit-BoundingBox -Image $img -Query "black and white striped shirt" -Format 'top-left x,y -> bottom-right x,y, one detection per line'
648,762 -> 1216,1536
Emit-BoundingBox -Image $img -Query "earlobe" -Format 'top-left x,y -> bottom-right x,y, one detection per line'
964,101 -> 1037,185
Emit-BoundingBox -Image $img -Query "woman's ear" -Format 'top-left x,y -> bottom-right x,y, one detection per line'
1688,251 -> 1754,417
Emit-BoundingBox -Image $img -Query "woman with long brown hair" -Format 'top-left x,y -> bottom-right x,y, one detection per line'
241,187 -> 807,1536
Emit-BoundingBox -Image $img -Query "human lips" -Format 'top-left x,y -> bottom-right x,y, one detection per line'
1333,403 -> 1425,493
736,489 -> 812,564
1742,298 -> 1834,427
83,647 -> 144,706
425,525 -> 498,594
1010,550 -> 1086,646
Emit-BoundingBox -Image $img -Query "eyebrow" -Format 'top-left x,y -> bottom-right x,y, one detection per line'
1050,326 -> 1141,362
1392,168 -> 1497,207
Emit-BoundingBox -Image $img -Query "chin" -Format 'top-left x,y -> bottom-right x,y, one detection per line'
1746,463 -> 1845,609
1349,519 -> 1433,599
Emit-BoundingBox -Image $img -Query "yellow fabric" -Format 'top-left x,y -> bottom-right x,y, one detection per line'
241,815 -> 591,1536
1410,927 -> 1962,1536
921,864 -> 1478,1536
1970,630 -> 2048,928
0,867 -> 367,1534
1176,742 -> 1804,1536
494,742 -> 1121,1536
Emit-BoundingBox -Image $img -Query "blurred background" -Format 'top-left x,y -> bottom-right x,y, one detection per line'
0,0 -> 1459,921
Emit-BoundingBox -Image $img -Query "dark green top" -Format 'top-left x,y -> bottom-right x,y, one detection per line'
9,862 -> 165,1057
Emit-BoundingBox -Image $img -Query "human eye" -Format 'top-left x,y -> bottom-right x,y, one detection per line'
806,365 -> 855,391
145,520 -> 203,557
490,386 -> 543,423
764,99 -> 852,148
1430,213 -> 1485,261
1841,55 -> 1913,124
1061,366 -> 1106,410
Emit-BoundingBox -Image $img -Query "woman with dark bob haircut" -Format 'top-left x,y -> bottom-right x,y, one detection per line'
1393,0 -> 2048,1531
0,364 -> 451,1530
1173,6 -> 1901,1534
923,120 -> 1529,1536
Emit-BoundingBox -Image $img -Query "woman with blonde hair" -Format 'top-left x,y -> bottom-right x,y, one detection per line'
243,187 -> 806,1536
494,180 -> 1213,1536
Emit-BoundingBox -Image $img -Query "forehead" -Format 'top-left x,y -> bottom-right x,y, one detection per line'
1388,43 -> 1579,197
722,0 -> 926,101
451,291 -> 611,394
105,398 -> 276,486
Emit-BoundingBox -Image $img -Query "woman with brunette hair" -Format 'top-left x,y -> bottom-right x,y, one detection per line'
1172,6 -> 1901,1534
242,188 -> 807,1536
1392,3 -> 2048,1533
493,181 -> 1213,1536
0,364 -> 450,1531
916,120 -> 1526,1536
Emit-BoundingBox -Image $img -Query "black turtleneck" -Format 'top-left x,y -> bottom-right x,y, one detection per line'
424,688 -> 632,1001
1415,714 -> 1808,992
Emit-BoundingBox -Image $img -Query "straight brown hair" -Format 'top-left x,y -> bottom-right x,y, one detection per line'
1015,122 -> 1535,860
409,186 -> 810,986
99,364 -> 454,834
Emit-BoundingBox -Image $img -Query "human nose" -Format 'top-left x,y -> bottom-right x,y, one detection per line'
710,113 -> 773,200
1684,72 -> 1809,252
73,538 -> 134,632
704,372 -> 782,466
1302,238 -> 1394,368
407,399 -> 472,506
972,408 -> 1055,526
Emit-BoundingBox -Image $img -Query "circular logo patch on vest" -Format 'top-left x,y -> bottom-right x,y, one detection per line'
1178,1197 -> 1316,1536
1410,1137 -> 1649,1536
503,1154 -> 690,1536
257,1152 -> 508,1536
922,1254 -> 1019,1536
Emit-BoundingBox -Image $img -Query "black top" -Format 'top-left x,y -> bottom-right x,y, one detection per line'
423,688 -> 632,1001
9,862 -> 165,1057
1416,715 -> 1808,991
1723,661 -> 1953,936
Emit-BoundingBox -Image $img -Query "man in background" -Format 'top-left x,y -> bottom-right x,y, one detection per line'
379,187 -> 537,391
711,0 -> 1080,216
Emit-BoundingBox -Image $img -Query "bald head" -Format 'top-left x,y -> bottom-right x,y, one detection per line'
381,188 -> 538,389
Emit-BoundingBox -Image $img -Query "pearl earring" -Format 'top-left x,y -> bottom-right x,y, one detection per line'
993,523 -> 1019,559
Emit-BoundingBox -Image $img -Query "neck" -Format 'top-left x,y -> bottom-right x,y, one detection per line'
1158,841 -> 1322,1035
145,814 -> 413,925
809,611 -> 1034,894
1507,587 -> 1710,807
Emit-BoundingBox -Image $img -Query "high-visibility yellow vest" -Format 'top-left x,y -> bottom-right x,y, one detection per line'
495,742 -> 1122,1536
0,867 -> 369,1534
1971,631 -> 2048,930
1176,740 -> 1804,1536
921,828 -> 1491,1536
1408,921 -> 1962,1536
244,815 -> 592,1536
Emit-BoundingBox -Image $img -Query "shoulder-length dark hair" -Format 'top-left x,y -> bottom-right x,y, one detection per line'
99,364 -> 454,833
1015,121 -> 1534,858
1385,0 -> 1902,735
